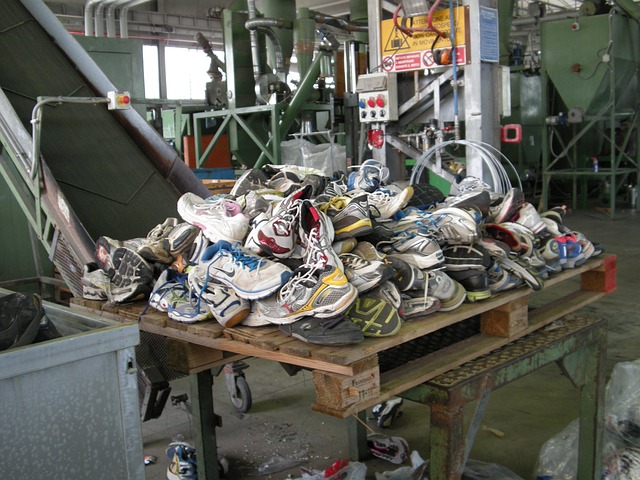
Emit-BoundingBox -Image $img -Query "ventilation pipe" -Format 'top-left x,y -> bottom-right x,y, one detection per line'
247,0 -> 262,80
84,0 -> 103,36
95,0 -> 118,37
120,0 -> 154,38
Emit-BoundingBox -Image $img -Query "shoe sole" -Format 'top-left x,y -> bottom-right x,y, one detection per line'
348,297 -> 402,337
465,289 -> 492,302
437,282 -> 467,311
110,248 -> 154,288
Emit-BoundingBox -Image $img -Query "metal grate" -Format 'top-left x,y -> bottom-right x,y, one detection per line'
52,233 -> 84,297
378,316 -> 481,373
138,330 -> 186,382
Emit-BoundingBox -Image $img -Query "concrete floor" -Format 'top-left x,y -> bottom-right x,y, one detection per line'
140,208 -> 639,480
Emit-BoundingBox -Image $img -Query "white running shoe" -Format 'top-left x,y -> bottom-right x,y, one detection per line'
378,232 -> 445,270
199,240 -> 292,300
366,186 -> 414,220
188,265 -> 250,327
426,270 -> 466,312
299,201 -> 342,271
177,193 -> 249,243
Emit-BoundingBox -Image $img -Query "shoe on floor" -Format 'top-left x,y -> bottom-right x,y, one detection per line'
367,433 -> 409,465
166,441 -> 197,480
372,398 -> 404,428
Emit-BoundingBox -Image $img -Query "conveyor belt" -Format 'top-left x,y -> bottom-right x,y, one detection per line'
0,0 -> 210,293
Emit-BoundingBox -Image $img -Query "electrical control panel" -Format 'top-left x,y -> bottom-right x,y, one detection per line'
356,73 -> 398,123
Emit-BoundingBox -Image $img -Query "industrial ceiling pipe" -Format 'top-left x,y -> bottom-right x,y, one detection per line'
120,0 -> 154,38
84,0 -> 103,36
95,0 -> 120,36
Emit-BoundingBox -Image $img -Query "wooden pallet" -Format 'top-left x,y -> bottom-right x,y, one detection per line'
70,254 -> 616,418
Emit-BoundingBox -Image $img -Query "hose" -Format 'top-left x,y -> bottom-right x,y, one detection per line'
409,139 -> 522,194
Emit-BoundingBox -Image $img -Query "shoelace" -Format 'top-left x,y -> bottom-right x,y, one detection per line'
227,243 -> 266,272
139,272 -> 189,320
305,225 -> 330,267
279,265 -> 321,302
340,253 -> 370,270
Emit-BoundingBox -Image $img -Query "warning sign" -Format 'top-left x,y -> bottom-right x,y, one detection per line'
380,6 -> 469,73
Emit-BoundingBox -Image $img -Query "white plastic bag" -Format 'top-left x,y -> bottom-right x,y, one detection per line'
280,138 -> 346,176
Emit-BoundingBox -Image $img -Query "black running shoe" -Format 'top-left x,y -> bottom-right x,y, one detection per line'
0,293 -> 45,351
447,269 -> 491,302
443,243 -> 492,271
406,182 -> 445,210
279,314 -> 364,345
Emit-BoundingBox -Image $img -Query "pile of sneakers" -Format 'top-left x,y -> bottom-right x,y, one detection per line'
80,165 -> 603,345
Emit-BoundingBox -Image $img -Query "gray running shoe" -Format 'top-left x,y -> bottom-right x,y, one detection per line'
401,294 -> 440,319
426,270 -> 466,311
321,194 -> 373,240
256,264 -> 357,324
379,231 -> 444,270
339,253 -> 396,294
230,168 -> 270,196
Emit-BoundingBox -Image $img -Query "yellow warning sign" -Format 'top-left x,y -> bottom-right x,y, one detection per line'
380,6 -> 469,73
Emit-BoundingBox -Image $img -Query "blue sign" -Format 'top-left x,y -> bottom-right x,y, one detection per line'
480,6 -> 499,63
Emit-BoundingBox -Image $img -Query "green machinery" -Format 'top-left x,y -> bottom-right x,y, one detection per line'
191,0 -> 367,171
539,9 -> 640,216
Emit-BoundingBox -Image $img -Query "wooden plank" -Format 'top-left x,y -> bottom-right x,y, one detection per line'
480,297 -> 529,337
313,356 -> 380,411
140,321 -> 358,376
167,339 -> 225,374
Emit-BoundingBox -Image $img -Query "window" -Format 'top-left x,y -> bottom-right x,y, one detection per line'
165,47 -> 211,100
142,44 -> 160,99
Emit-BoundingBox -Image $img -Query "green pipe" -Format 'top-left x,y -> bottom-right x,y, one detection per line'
294,7 -> 315,80
254,48 -> 333,168
262,0 -> 295,74
498,0 -> 515,66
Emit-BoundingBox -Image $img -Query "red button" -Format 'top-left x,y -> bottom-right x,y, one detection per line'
367,97 -> 375,108
376,96 -> 385,107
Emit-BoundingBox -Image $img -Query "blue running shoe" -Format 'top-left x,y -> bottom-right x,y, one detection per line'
166,442 -> 197,480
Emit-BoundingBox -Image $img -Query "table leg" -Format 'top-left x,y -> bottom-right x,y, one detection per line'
430,403 -> 466,480
190,370 -> 220,480
577,341 -> 606,480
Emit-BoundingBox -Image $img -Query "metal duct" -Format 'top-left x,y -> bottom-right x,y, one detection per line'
247,0 -> 261,79
84,0 -> 103,36
120,0 -> 154,38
